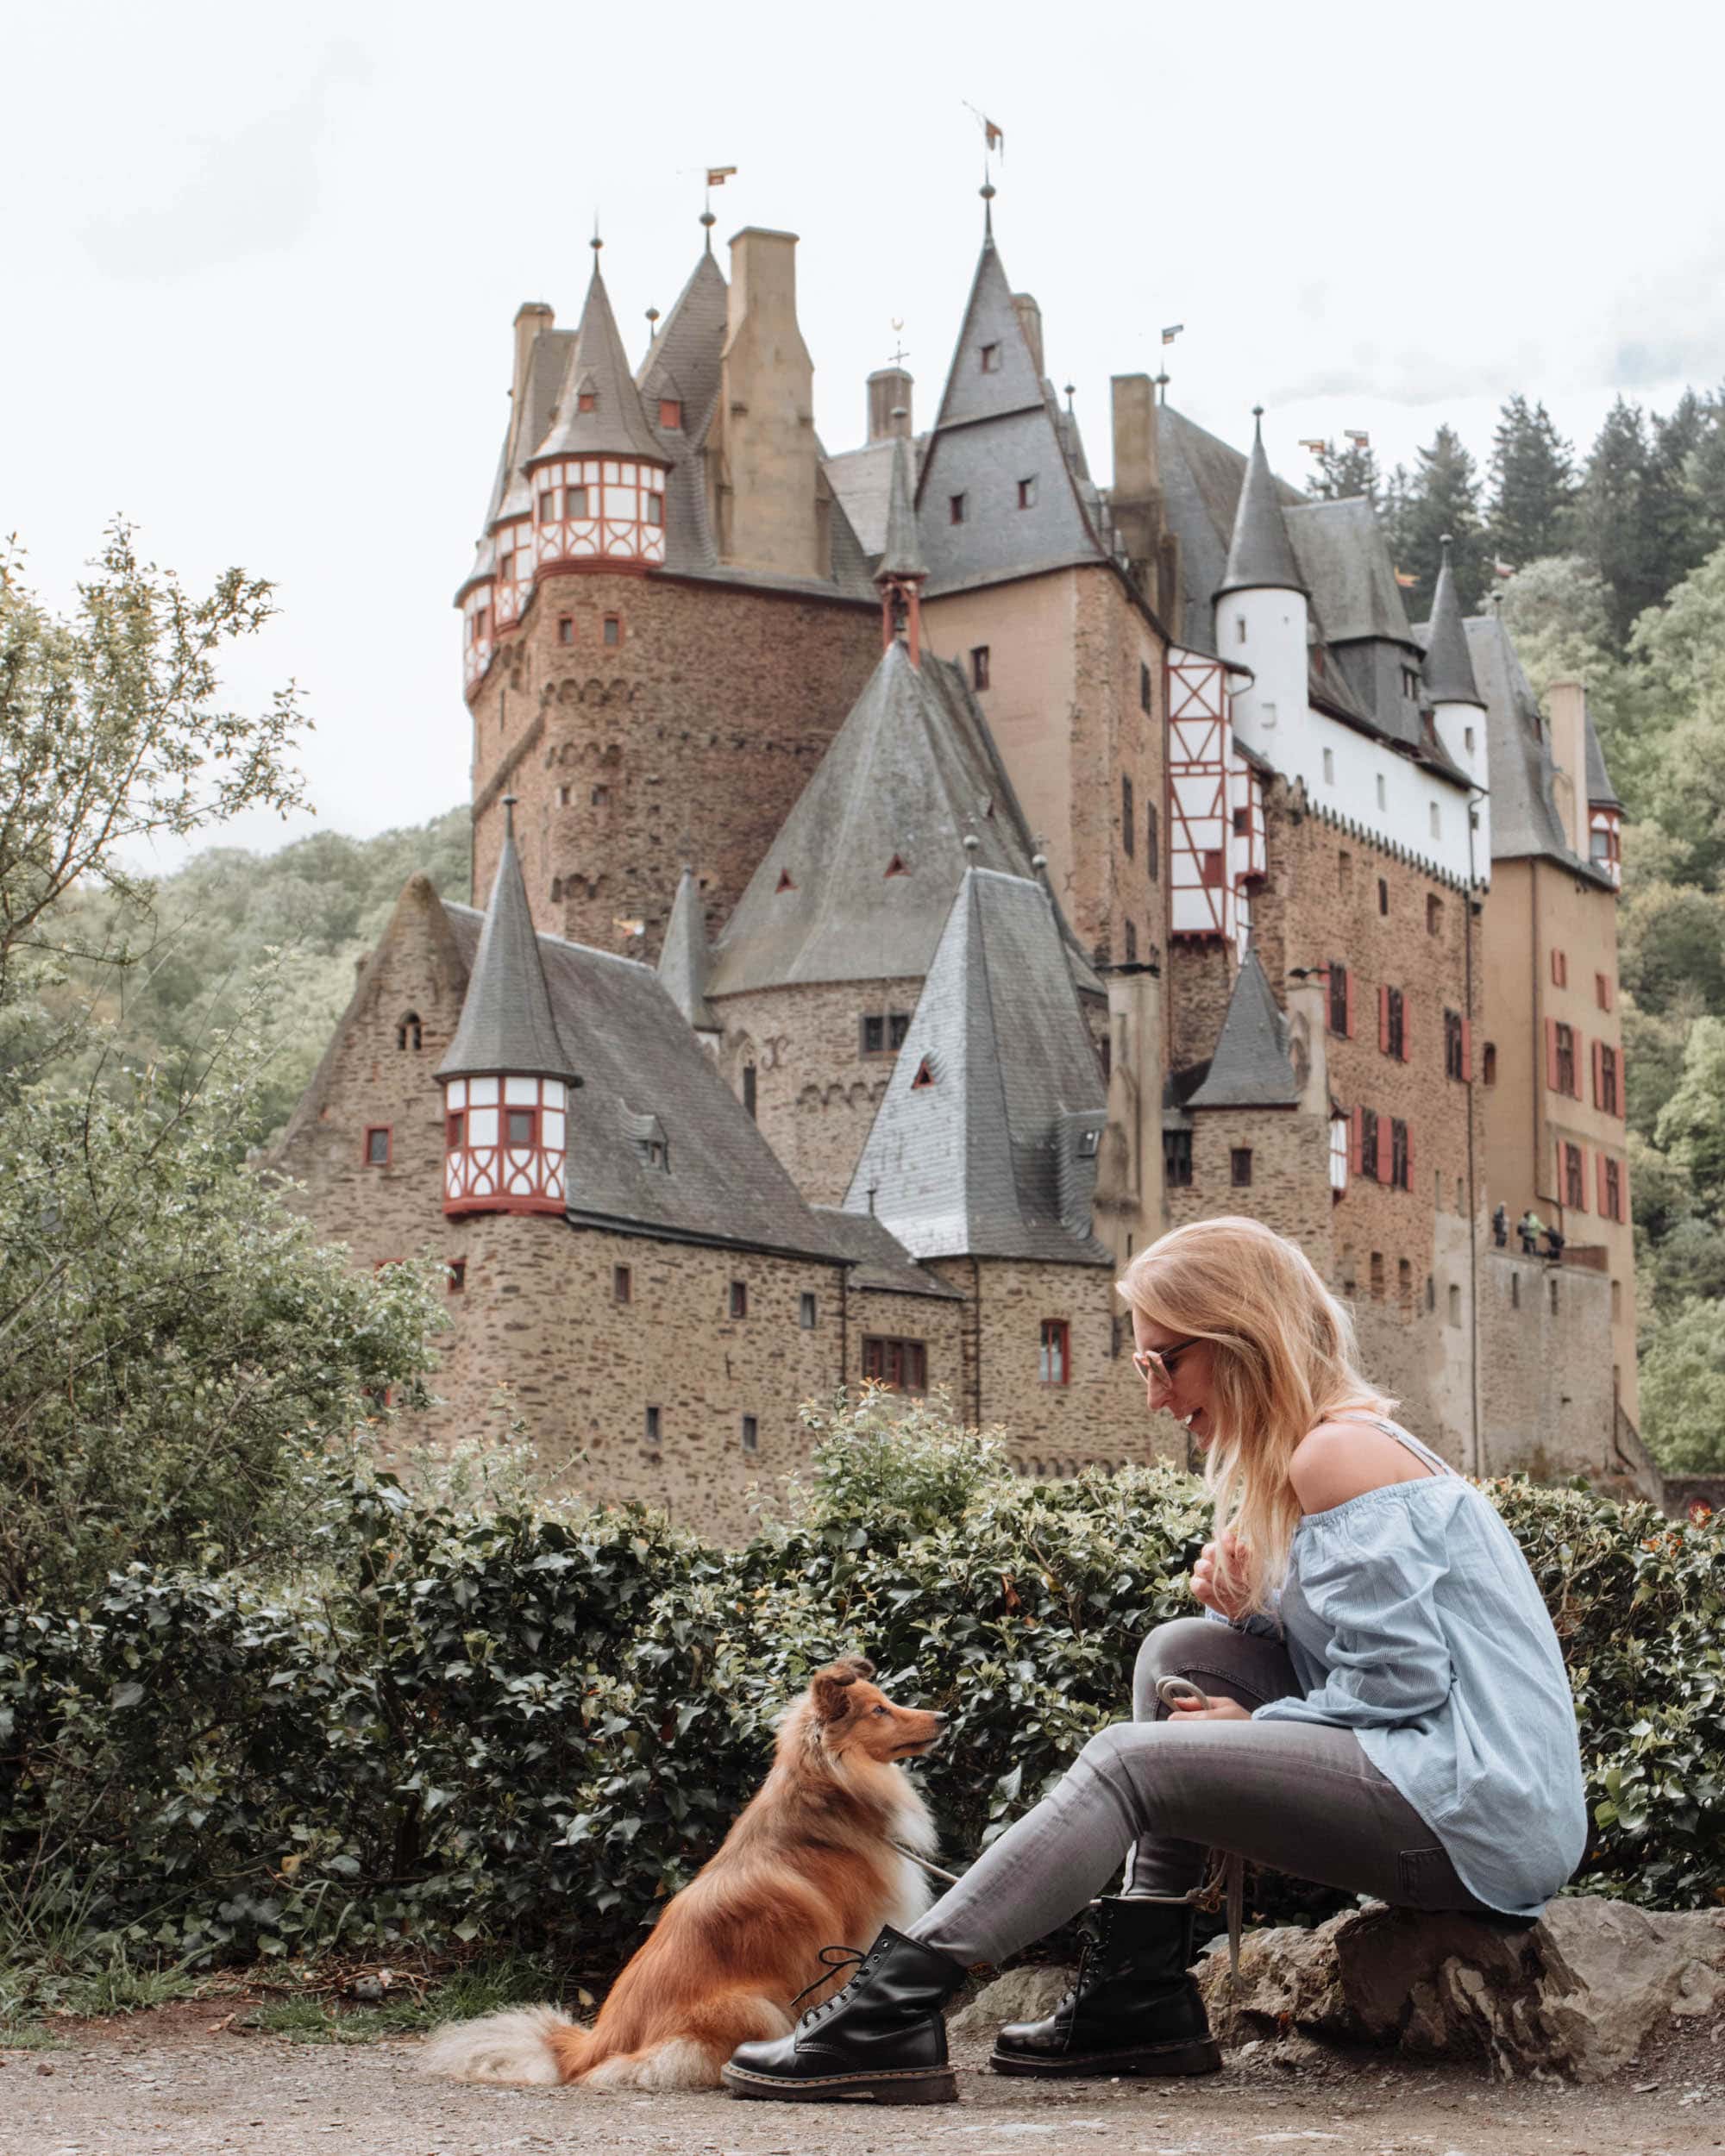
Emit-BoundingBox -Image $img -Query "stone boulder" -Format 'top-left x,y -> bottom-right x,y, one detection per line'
949,1964 -> 1076,2041
1195,1896 -> 1725,2081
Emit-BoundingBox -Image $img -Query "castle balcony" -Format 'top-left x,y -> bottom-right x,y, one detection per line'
530,456 -> 668,575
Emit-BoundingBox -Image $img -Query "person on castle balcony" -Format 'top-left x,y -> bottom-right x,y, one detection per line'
1517,1207 -> 1546,1255
723,1217 -> 1586,2105
1492,1204 -> 1509,1249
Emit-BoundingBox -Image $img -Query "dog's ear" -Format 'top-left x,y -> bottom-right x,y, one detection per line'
810,1662 -> 864,1722
836,1653 -> 876,1682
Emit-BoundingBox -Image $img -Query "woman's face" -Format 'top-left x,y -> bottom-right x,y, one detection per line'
1131,1307 -> 1218,1449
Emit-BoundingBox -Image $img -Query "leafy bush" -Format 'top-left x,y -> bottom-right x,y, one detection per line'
1,1401 -> 1720,1988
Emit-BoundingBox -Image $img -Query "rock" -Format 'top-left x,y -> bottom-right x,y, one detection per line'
1195,1896 -> 1725,2082
948,1964 -> 1077,2040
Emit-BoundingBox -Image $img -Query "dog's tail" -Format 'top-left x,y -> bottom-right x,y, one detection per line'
417,2004 -> 595,2085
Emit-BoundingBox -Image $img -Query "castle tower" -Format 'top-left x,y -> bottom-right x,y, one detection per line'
1214,409 -> 1309,773
437,797 -> 582,1216
1422,536 -> 1491,856
874,426 -> 925,664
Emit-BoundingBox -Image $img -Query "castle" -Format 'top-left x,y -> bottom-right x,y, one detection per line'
275,194 -> 1638,1535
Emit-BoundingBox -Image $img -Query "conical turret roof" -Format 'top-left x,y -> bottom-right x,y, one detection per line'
1187,948 -> 1301,1107
1421,537 -> 1485,707
1217,411 -> 1307,599
530,250 -> 667,467
436,803 -> 580,1084
875,428 -> 925,583
657,867 -> 718,1032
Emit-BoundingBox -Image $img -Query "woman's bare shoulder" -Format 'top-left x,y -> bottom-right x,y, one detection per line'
1289,1418 -> 1424,1514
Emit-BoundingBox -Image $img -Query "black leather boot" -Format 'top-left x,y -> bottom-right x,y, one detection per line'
990,1896 -> 1221,2078
722,1926 -> 966,2103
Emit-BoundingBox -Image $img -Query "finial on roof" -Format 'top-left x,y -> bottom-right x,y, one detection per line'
1217,406 -> 1308,599
699,209 -> 716,252
1063,382 -> 1076,411
1252,404 -> 1265,436
646,306 -> 660,329
1422,532 -> 1485,708
591,225 -> 603,255
1032,851 -> 1048,872
963,832 -> 981,853
980,173 -> 996,237
502,793 -> 518,836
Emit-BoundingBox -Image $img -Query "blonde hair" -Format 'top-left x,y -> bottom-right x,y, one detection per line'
1118,1216 -> 1393,1615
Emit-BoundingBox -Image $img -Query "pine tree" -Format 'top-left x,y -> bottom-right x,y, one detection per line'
1581,398 -> 1658,646
1487,396 -> 1576,569
1690,382 -> 1725,556
1389,426 -> 1485,617
1305,438 -> 1379,504
1645,392 -> 1709,599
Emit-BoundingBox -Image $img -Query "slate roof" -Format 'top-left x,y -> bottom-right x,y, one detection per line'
1284,499 -> 1416,649
842,868 -> 1111,1266
439,904 -> 844,1261
1155,404 -> 1304,655
1463,615 -> 1615,886
436,809 -> 580,1086
530,254 -> 667,467
1218,413 -> 1308,599
708,639 -> 1101,997
1185,949 -> 1301,1108
1421,540 -> 1485,707
875,429 -> 926,581
638,249 -> 728,455
812,1206 -> 965,1300
458,323 -> 574,599
656,866 -> 718,1031
824,436 -> 911,558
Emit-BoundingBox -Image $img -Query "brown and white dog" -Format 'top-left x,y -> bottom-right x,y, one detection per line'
419,1656 -> 946,2091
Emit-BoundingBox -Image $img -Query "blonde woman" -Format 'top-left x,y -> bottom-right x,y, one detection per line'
724,1217 -> 1587,2106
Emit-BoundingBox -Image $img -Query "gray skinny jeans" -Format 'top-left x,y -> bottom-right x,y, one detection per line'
909,1616 -> 1489,1967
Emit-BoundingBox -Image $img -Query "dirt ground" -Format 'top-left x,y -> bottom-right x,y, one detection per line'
3,2002 -> 1722,2156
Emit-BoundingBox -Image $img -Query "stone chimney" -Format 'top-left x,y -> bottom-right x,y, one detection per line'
1110,374 -> 1164,598
1547,679 -> 1589,859
507,301 -> 555,466
867,367 -> 913,442
1012,293 -> 1044,378
715,229 -> 821,578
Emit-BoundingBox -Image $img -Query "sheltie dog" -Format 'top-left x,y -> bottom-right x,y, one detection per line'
419,1655 -> 946,2091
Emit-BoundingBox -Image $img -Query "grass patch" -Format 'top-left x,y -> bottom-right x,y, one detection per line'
242,1953 -> 569,2045
0,2023 -> 70,2052
0,1868 -> 204,2030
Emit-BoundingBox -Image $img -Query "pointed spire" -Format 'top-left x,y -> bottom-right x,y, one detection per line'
657,867 -> 718,1032
436,799 -> 580,1084
1217,407 -> 1307,599
1421,536 -> 1485,707
1187,949 -> 1301,1107
530,254 -> 665,467
875,426 -> 925,584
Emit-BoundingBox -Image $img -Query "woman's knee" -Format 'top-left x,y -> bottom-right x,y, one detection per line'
1132,1615 -> 1223,1714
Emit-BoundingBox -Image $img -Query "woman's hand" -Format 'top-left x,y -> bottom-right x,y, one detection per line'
1167,1692 -> 1251,1722
1190,1532 -> 1251,1622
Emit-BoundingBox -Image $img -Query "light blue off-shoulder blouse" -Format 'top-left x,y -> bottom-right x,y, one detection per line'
1218,1424 -> 1587,1918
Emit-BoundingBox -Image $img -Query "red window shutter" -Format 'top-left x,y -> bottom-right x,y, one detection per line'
1375,1116 -> 1391,1184
1573,1147 -> 1588,1212
1615,1046 -> 1627,1119
1404,1123 -> 1414,1187
1571,1030 -> 1584,1100
1460,1018 -> 1473,1081
1348,1106 -> 1362,1174
1621,1157 -> 1630,1220
1345,970 -> 1355,1038
1591,1038 -> 1602,1107
1401,997 -> 1412,1063
1379,985 -> 1390,1054
1596,1151 -> 1609,1216
1545,1017 -> 1559,1092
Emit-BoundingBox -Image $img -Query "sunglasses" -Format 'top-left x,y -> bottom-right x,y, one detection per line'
1132,1336 -> 1201,1386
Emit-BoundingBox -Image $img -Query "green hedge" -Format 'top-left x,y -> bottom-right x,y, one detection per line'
1,1401 -> 1720,1974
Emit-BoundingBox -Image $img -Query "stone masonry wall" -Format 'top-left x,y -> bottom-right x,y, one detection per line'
1167,937 -> 1234,1078
1072,567 -> 1170,968
1477,1247 -> 1615,1480
468,572 -> 879,960
1167,1107 -> 1333,1260
844,1288 -> 969,1407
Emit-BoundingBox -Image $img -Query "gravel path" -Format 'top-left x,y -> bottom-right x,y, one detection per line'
4,2005 -> 1722,2156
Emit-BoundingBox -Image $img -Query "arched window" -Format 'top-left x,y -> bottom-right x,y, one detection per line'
397,1012 -> 422,1051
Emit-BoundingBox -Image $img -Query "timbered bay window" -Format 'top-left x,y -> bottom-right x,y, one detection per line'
530,455 -> 670,569
442,1075 -> 570,1215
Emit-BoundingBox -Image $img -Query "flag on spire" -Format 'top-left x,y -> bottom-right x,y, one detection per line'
706,166 -> 736,186
1161,323 -> 1184,345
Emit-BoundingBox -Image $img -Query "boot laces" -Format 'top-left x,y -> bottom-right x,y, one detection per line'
792,1944 -> 867,2023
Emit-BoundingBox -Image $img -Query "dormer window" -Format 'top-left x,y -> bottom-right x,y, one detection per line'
970,645 -> 990,690
578,392 -> 597,413
912,1056 -> 936,1089
1018,476 -> 1038,509
397,1012 -> 422,1051
1079,1127 -> 1100,1157
980,343 -> 1000,373
659,398 -> 682,429
950,493 -> 968,524
885,853 -> 908,877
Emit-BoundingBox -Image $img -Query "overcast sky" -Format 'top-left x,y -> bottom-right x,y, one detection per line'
6,0 -> 1723,869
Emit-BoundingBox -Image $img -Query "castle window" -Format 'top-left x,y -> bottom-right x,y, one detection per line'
364,1125 -> 391,1167
1230,1147 -> 1253,1188
888,1012 -> 912,1050
911,1056 -> 936,1089
862,1335 -> 927,1393
1233,806 -> 1249,837
1376,774 -> 1387,812
980,343 -> 1000,373
1553,1021 -> 1577,1098
643,1138 -> 669,1171
565,485 -> 589,517
1323,748 -> 1335,785
558,616 -> 574,646
1145,803 -> 1159,880
1038,1319 -> 1070,1386
1359,1108 -> 1380,1181
445,1110 -> 465,1149
1398,1257 -> 1413,1309
800,1292 -> 818,1329
1125,920 -> 1138,962
970,645 -> 989,689
885,853 -> 908,876
558,785 -> 571,805
1444,1007 -> 1466,1080
1603,1158 -> 1623,1223
730,1280 -> 749,1319
776,868 -> 795,893
1429,801 -> 1441,839
578,392 -> 597,413
505,1106 -> 536,1147
1449,1283 -> 1462,1327
397,1012 -> 423,1051
1483,1041 -> 1497,1085
1377,876 -> 1389,915
1017,475 -> 1038,509
742,1064 -> 757,1119
1465,725 -> 1476,755
1339,849 -> 1352,889
1427,894 -> 1443,936
1370,1250 -> 1384,1299
1328,962 -> 1352,1037
614,1264 -> 632,1304
1549,1275 -> 1560,1315
1551,948 -> 1568,988
1596,973 -> 1614,1012
741,1414 -> 759,1454
1163,1127 -> 1193,1188
1511,1272 -> 1521,1310
550,877 -> 563,903
1235,615 -> 1246,645
645,492 -> 664,527
603,614 -> 621,646
659,398 -> 682,429
1563,1141 -> 1585,1212
1122,776 -> 1135,855
592,785 -> 610,807
1597,1044 -> 1620,1116
1201,849 -> 1224,887
448,1259 -> 466,1294
1140,661 -> 1152,713
538,489 -> 556,521
1390,1118 -> 1410,1190
1380,985 -> 1406,1060
861,1014 -> 886,1055
1402,666 -> 1420,699
644,1404 -> 662,1447
950,493 -> 969,525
